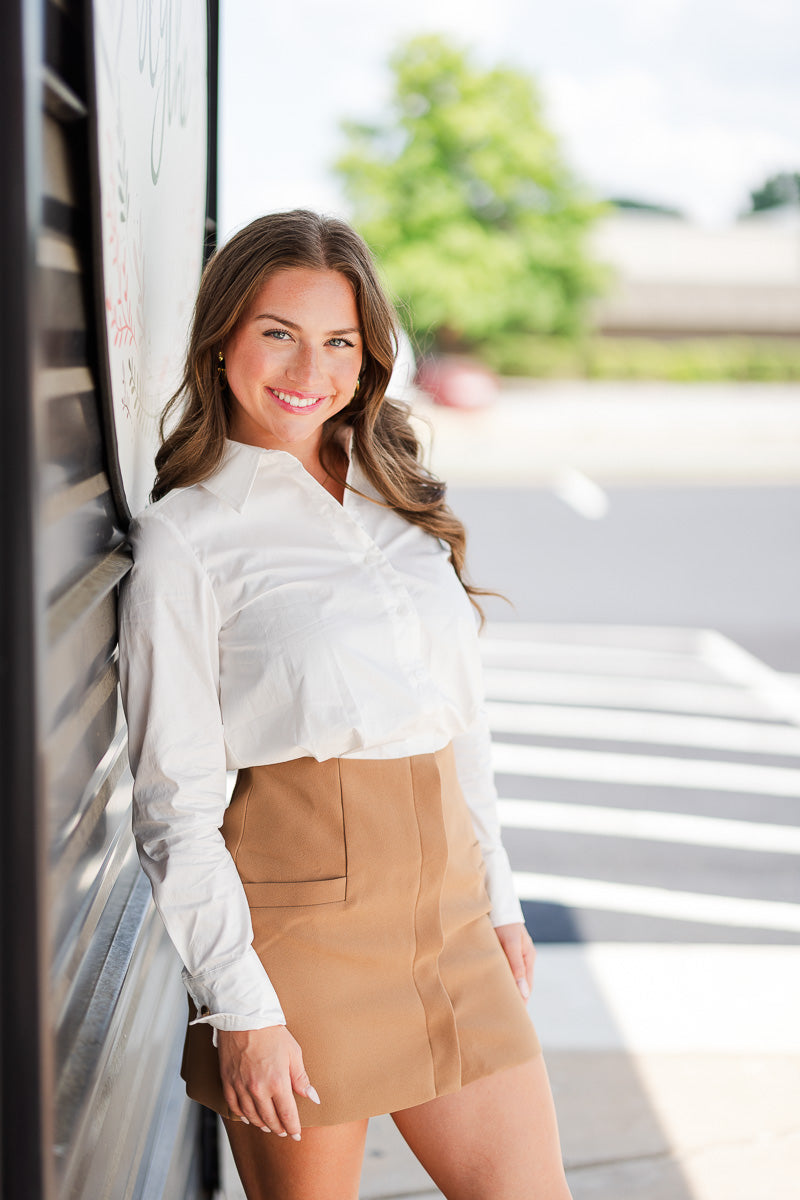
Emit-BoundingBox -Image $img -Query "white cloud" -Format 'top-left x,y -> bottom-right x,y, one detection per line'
219,0 -> 800,235
544,68 -> 799,223
601,0 -> 692,38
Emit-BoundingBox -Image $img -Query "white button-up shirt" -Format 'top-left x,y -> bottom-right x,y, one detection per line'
118,434 -> 524,1034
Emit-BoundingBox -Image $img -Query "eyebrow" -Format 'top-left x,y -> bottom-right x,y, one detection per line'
254,312 -> 361,336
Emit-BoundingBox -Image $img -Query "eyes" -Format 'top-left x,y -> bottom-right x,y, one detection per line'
262,328 -> 356,349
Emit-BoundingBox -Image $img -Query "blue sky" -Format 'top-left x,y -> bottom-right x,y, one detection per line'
219,0 -> 799,238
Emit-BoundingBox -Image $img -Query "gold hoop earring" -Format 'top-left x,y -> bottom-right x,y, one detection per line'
217,351 -> 227,387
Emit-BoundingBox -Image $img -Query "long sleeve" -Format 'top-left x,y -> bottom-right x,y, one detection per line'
118,510 -> 286,1032
451,705 -> 525,928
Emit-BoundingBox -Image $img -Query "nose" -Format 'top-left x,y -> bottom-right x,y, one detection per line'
285,342 -> 323,389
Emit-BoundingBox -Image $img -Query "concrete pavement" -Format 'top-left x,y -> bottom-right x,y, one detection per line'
408,379 -> 800,488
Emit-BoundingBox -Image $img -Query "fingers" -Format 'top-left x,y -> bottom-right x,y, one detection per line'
510,935 -> 530,1001
218,1026 -> 319,1141
225,1076 -> 302,1139
291,1062 -> 322,1107
225,1083 -> 281,1135
272,1088 -> 303,1140
494,922 -> 536,1001
522,929 -> 536,993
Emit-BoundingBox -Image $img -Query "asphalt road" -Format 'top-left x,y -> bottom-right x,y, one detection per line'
449,484 -> 800,947
451,484 -> 800,673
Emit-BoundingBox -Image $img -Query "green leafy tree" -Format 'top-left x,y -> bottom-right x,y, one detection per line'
335,34 -> 605,353
748,172 -> 800,213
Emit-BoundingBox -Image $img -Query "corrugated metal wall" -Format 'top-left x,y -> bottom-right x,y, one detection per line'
1,2 -> 217,1196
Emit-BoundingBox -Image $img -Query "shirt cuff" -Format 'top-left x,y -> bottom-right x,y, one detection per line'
189,1013 -> 287,1049
482,845 -> 525,928
182,945 -> 287,1033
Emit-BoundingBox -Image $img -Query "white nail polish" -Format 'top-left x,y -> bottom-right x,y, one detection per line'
306,1086 -> 321,1105
518,979 -> 530,1000
291,1133 -> 302,1142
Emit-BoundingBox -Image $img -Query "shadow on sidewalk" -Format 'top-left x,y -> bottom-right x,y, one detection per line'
527,902 -> 695,1200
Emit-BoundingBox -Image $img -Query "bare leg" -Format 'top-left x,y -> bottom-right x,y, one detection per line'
391,1056 -> 572,1200
222,1115 -> 369,1200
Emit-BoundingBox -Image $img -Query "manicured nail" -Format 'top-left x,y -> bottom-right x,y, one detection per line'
518,979 -> 530,1000
240,1118 -> 250,1125
306,1086 -> 321,1105
260,1126 -> 271,1133
291,1133 -> 302,1142
277,1131 -> 287,1138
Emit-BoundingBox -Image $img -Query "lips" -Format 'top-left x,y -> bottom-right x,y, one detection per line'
268,387 -> 327,412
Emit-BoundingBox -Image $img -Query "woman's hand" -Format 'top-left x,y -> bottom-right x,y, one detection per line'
217,1025 -> 320,1140
494,922 -> 535,1002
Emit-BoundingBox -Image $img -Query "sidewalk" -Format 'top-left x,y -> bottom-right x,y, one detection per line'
358,944 -> 800,1200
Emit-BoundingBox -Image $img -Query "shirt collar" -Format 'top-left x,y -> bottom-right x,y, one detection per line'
199,439 -> 266,512
200,427 -> 355,513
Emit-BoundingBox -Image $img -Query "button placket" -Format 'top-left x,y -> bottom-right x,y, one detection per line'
297,458 -> 431,686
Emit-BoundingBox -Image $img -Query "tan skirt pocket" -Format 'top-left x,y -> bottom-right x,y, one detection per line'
221,758 -> 347,908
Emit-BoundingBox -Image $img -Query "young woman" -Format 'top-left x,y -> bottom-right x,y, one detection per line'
118,210 -> 572,1200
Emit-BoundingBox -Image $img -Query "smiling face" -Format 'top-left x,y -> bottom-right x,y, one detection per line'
223,268 -> 362,460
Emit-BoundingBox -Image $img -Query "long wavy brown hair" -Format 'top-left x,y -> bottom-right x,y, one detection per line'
152,209 -> 495,621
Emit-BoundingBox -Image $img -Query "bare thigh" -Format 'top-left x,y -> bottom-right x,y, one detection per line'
222,1116 -> 369,1200
391,1056 -> 572,1200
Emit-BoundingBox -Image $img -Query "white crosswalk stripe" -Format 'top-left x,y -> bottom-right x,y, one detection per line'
512,872 -> 800,933
483,667 -> 781,718
486,699 -> 800,755
492,740 -> 800,796
497,798 -> 800,854
482,623 -> 800,942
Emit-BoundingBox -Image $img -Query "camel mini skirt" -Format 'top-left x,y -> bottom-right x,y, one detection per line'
181,741 -> 541,1127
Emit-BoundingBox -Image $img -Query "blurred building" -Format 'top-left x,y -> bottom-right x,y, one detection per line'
591,208 -> 800,338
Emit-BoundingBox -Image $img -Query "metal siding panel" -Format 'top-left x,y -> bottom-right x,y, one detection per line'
35,2 -> 208,1196
41,492 -> 120,604
54,879 -> 193,1198
46,658 -> 121,838
0,0 -> 53,1193
42,113 -> 74,204
50,733 -> 132,1011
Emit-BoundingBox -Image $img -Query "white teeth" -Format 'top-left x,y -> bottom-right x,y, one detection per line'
272,388 -> 321,408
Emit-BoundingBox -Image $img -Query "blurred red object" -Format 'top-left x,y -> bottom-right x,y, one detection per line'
415,355 -> 499,409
